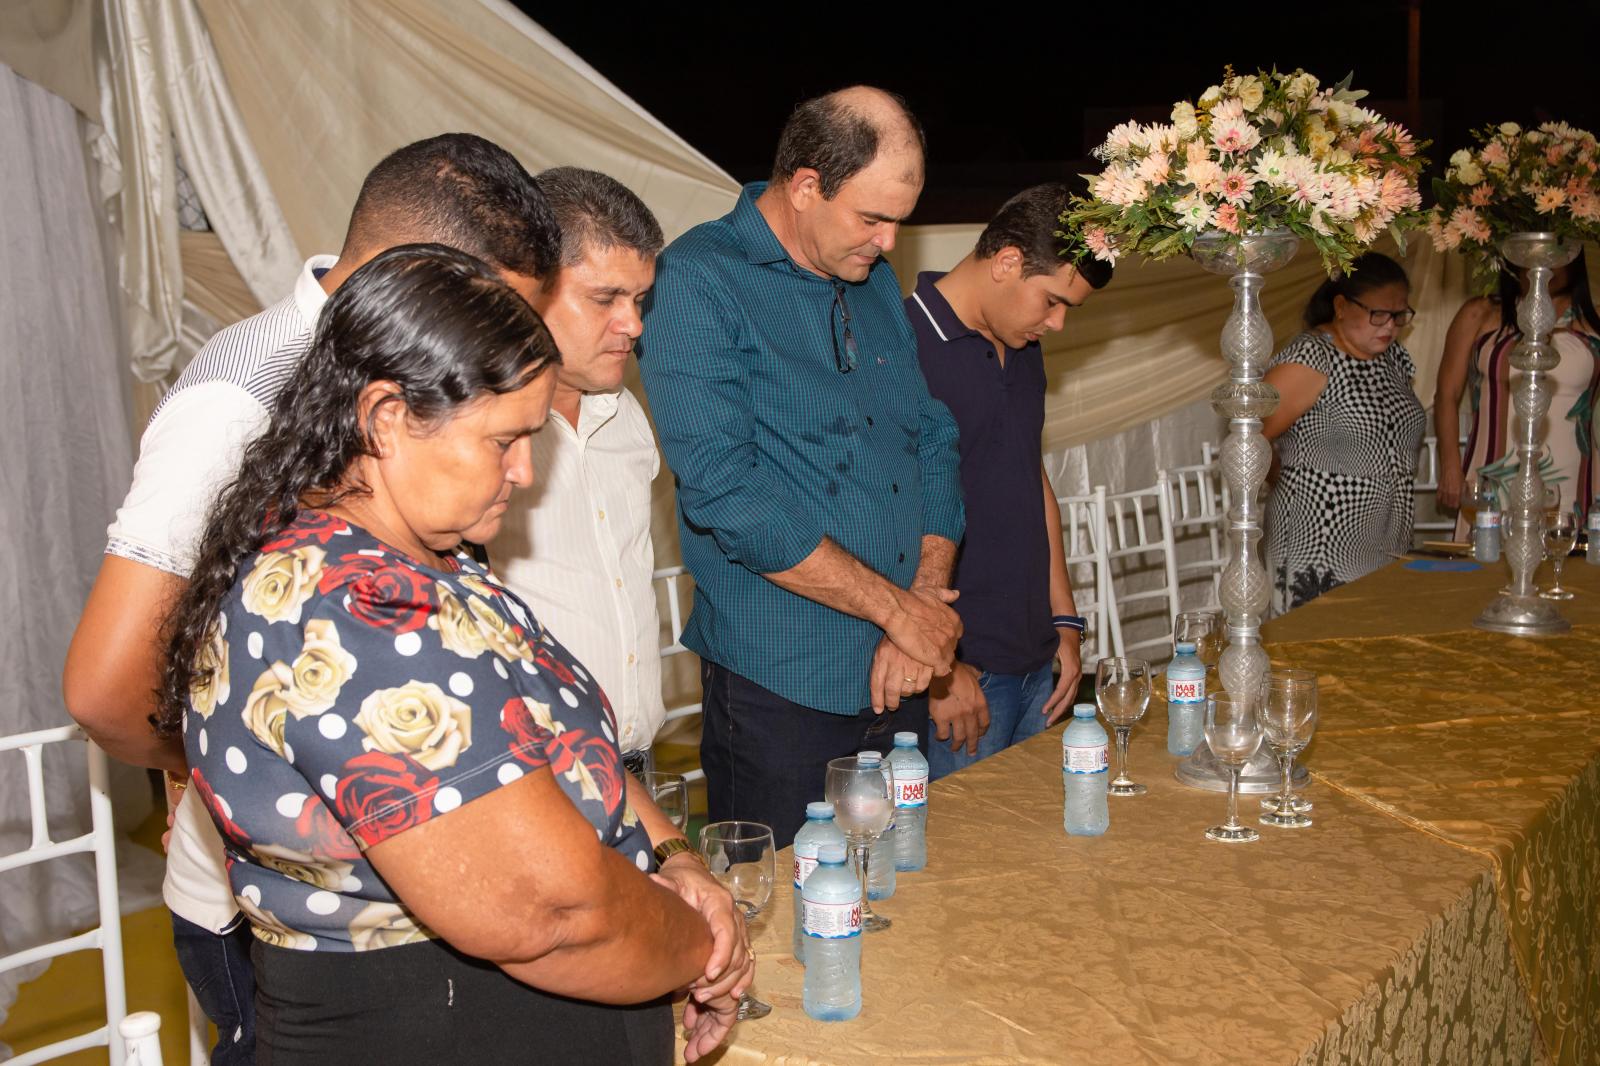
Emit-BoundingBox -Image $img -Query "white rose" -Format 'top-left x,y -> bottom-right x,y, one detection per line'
1235,76 -> 1264,112
1449,149 -> 1472,168
253,843 -> 354,892
189,618 -> 230,719
237,894 -> 316,951
1500,122 -> 1521,137
430,585 -> 489,659
468,595 -> 533,662
1198,85 -> 1222,108
1455,161 -> 1485,185
242,663 -> 295,756
354,680 -> 473,771
284,619 -> 357,717
1171,101 -> 1199,139
348,901 -> 435,952
241,547 -> 325,625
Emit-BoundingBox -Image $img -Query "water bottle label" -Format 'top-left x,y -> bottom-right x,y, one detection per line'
1063,742 -> 1109,774
1476,511 -> 1501,529
803,898 -> 862,939
794,851 -> 818,889
1167,676 -> 1205,704
1588,513 -> 1600,532
893,771 -> 929,808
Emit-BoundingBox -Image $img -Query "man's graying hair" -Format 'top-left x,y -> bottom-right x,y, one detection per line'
538,167 -> 664,268
771,90 -> 926,199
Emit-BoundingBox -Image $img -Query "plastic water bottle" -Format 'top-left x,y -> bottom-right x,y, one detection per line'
856,752 -> 895,900
1062,702 -> 1109,836
885,731 -> 928,872
802,842 -> 862,1021
1474,491 -> 1502,564
792,802 -> 847,963
1165,641 -> 1206,756
1586,496 -> 1600,565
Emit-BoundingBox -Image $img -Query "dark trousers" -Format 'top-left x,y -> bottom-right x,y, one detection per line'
251,935 -> 671,1065
699,660 -> 930,850
171,912 -> 256,1066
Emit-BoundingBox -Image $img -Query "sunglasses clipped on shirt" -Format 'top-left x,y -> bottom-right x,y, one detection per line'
1347,296 -> 1417,328
830,280 -> 859,373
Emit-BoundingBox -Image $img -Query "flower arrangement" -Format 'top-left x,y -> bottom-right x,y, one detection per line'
1065,68 -> 1428,275
1427,121 -> 1600,290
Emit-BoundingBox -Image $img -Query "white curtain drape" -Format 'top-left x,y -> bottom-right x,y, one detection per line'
0,62 -> 162,1044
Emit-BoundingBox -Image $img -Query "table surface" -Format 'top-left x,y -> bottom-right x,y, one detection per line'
683,558 -> 1600,1065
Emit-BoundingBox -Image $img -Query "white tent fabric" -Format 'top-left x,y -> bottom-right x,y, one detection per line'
0,61 -> 162,1043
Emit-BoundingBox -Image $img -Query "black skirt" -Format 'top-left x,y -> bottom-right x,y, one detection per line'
251,935 -> 673,1065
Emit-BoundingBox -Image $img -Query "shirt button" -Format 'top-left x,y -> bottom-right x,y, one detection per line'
892,483 -> 900,493
628,652 -> 636,665
898,552 -> 906,563
866,416 -> 874,427
615,578 -> 623,589
986,349 -> 995,359
598,509 -> 605,520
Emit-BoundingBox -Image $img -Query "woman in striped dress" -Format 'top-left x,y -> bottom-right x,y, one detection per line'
1434,253 -> 1600,533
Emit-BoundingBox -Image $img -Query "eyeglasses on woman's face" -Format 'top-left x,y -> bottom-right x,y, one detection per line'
1347,295 -> 1416,328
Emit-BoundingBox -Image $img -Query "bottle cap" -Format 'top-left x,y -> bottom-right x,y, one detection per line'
818,843 -> 848,864
1175,641 -> 1197,654
806,801 -> 835,820
1072,702 -> 1097,718
893,731 -> 919,746
856,751 -> 882,767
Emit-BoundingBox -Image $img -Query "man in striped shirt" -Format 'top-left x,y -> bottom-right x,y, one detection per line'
640,87 -> 965,848
64,134 -> 559,1064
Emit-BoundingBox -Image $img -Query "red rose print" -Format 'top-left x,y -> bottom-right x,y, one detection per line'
533,644 -> 578,687
261,510 -> 351,552
191,768 -> 251,850
333,751 -> 440,848
316,553 -> 435,634
293,795 -> 362,860
499,698 -> 553,769
544,728 -> 625,813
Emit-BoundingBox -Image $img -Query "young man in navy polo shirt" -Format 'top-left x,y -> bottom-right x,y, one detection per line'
906,184 -> 1114,779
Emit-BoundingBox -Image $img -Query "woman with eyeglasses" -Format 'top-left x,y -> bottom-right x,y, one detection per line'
1261,252 -> 1425,614
1433,251 -> 1600,533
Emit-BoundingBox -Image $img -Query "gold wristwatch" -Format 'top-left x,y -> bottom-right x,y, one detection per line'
653,837 -> 704,868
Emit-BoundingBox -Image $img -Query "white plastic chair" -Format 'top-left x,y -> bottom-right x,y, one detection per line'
652,565 -> 704,784
119,1011 -> 165,1065
0,726 -> 127,1066
1414,435 -> 1467,536
1055,486 -> 1117,669
1101,476 -> 1183,661
1168,447 -> 1227,609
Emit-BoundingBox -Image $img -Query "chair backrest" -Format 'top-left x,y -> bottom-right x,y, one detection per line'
1101,476 -> 1183,660
0,726 -> 126,1066
652,565 -> 704,783
1056,486 -> 1117,666
1167,452 -> 1226,609
1413,434 -> 1467,535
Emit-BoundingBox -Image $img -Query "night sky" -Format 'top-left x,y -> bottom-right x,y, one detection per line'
526,3 -> 1600,223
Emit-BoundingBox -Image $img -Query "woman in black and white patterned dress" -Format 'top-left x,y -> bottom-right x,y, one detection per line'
1263,253 -> 1426,615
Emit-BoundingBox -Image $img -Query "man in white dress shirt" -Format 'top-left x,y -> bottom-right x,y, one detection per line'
490,168 -> 667,768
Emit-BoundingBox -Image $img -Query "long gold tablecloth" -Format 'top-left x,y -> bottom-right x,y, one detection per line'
682,560 -> 1600,1064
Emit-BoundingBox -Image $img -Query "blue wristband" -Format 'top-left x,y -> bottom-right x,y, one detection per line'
1052,614 -> 1086,632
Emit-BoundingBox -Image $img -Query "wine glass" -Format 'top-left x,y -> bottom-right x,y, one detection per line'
639,771 -> 688,831
1541,510 -> 1578,600
1204,692 -> 1264,843
1193,610 -> 1225,680
824,756 -> 894,933
1095,657 -> 1152,797
1257,669 -> 1318,828
698,821 -> 776,1020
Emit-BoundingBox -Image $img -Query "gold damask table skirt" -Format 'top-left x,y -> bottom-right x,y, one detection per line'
681,560 -> 1600,1065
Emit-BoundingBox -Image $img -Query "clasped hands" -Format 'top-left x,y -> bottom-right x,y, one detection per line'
651,852 -> 754,1061
869,583 -> 962,713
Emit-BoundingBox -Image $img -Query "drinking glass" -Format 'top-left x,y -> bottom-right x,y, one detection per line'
1096,657 -> 1151,797
1257,669 -> 1318,828
1204,692 -> 1263,843
698,821 -> 776,1020
638,771 -> 689,831
1542,510 -> 1578,600
824,756 -> 895,933
1193,610 -> 1225,678
1174,611 -> 1213,647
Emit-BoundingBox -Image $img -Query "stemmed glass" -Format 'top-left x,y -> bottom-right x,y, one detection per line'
639,771 -> 689,831
1174,611 -> 1214,648
1541,510 -> 1578,600
824,756 -> 894,933
1204,692 -> 1264,843
1192,610 -> 1225,682
1096,657 -> 1152,796
1257,669 -> 1318,828
698,821 -> 776,1020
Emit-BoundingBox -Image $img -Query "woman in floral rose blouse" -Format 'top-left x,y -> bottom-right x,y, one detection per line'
155,245 -> 751,1065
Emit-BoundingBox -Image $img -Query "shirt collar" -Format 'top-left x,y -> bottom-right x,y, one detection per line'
731,182 -> 795,267
909,271 -> 976,344
577,390 -> 620,438
294,254 -> 339,332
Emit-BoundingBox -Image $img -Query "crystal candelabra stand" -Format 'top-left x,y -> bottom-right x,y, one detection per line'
1474,232 -> 1578,636
1176,229 -> 1307,793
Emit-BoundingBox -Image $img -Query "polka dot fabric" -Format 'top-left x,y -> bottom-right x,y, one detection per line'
182,510 -> 651,952
1265,331 -> 1426,616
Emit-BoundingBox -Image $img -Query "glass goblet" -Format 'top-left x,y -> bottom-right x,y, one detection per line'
639,771 -> 689,831
1096,657 -> 1151,797
1257,669 -> 1318,829
1174,610 -> 1213,647
824,755 -> 894,933
1541,510 -> 1578,600
1204,692 -> 1263,843
698,821 -> 776,1020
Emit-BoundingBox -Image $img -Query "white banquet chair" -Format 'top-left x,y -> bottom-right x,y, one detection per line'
652,565 -> 704,784
1055,486 -> 1117,669
0,726 -> 128,1065
1102,476 -> 1183,661
1168,445 -> 1227,609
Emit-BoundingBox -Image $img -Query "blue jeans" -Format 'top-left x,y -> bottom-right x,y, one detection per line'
927,661 -> 1055,781
171,911 -> 256,1065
